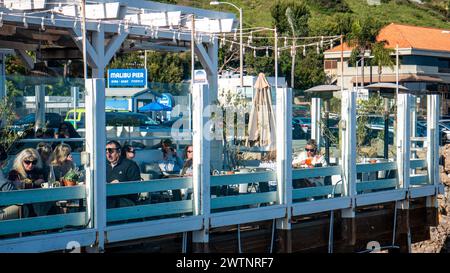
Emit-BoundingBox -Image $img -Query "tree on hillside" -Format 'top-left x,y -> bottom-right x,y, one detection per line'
370,41 -> 395,83
271,0 -> 311,89
271,0 -> 310,37
346,16 -> 383,87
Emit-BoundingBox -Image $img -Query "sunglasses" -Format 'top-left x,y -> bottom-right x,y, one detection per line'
127,149 -> 135,154
305,148 -> 316,152
24,160 -> 37,165
187,150 -> 193,153
106,148 -> 119,154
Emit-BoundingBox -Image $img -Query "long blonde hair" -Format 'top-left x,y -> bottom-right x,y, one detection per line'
12,148 -> 43,179
50,143 -> 72,166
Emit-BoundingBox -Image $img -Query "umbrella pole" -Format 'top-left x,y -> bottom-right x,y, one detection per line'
384,97 -> 389,159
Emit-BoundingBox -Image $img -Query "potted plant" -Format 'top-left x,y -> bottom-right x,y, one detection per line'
62,168 -> 81,187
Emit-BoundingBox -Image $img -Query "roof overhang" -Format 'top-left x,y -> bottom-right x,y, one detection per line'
351,74 -> 444,84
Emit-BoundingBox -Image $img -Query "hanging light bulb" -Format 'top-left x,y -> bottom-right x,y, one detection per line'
320,36 -> 324,48
253,49 -> 256,58
265,47 -> 269,57
243,46 -> 246,54
233,28 -> 237,41
173,31 -> 176,43
169,23 -> 173,31
118,23 -> 122,35
41,17 -> 45,31
222,33 -> 226,46
97,20 -> 101,32
290,45 -> 295,57
303,45 -> 306,56
73,18 -> 77,28
316,42 -> 320,54
154,26 -> 159,39
330,40 -> 334,49
277,49 -> 280,58
284,37 -> 287,48
230,42 -> 233,51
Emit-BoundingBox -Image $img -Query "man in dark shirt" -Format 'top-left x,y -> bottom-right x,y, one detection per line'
106,140 -> 141,208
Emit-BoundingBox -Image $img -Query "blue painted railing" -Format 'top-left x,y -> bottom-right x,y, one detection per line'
356,162 -> 398,193
0,185 -> 87,236
210,171 -> 277,210
106,177 -> 193,223
292,166 -> 342,201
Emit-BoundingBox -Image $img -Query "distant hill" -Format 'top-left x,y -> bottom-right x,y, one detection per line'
177,0 -> 449,32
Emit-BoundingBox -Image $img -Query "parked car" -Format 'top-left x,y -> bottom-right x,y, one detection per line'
11,113 -> 62,132
65,109 -> 159,129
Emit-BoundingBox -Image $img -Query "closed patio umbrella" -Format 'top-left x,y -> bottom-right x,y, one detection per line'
246,73 -> 276,151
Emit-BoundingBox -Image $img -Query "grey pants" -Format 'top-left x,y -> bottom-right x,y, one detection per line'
0,205 -> 21,220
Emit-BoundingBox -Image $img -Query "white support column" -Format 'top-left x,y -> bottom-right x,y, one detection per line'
397,93 -> 411,190
84,78 -> 106,251
192,83 -> 211,244
311,97 -> 322,149
34,85 -> 45,131
427,94 -> 440,208
276,87 -> 293,230
91,27 -> 105,78
341,90 -> 357,218
410,95 -> 417,172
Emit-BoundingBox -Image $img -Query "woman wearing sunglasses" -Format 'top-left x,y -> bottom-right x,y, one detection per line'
8,148 -> 45,189
8,148 -> 54,216
292,139 -> 327,187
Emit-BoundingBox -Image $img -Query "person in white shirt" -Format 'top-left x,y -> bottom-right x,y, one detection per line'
292,139 -> 327,187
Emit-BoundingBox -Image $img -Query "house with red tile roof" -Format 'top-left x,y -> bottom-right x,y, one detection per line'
324,23 -> 450,112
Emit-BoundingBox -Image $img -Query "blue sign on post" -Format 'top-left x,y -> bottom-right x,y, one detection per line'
108,69 -> 147,87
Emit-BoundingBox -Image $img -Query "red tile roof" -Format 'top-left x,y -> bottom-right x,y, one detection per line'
326,23 -> 450,53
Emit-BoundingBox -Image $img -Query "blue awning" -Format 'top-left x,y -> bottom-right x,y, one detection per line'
139,101 -> 172,112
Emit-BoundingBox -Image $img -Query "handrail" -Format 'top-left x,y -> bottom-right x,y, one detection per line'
292,166 -> 341,180
0,185 -> 86,207
16,138 -> 85,143
0,212 -> 86,236
107,200 -> 193,222
106,177 -> 192,196
410,159 -> 427,169
356,161 -> 397,173
210,171 -> 276,187
211,192 -> 277,210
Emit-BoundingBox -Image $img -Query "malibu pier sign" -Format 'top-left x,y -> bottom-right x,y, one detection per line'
108,69 -> 147,87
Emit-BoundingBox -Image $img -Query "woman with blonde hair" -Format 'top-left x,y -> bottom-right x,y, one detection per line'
50,143 -> 75,181
8,148 -> 45,189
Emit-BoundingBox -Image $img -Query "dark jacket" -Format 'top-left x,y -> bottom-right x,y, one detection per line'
106,157 -> 141,207
106,157 -> 141,183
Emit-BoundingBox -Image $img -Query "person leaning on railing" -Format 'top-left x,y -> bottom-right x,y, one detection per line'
106,140 -> 142,209
292,139 -> 327,188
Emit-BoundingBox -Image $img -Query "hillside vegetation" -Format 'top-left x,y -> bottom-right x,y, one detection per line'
177,0 -> 449,31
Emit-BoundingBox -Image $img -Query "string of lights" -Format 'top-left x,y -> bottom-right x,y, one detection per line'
0,7 -> 342,58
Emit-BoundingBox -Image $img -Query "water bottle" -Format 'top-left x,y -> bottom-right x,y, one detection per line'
48,165 -> 56,184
